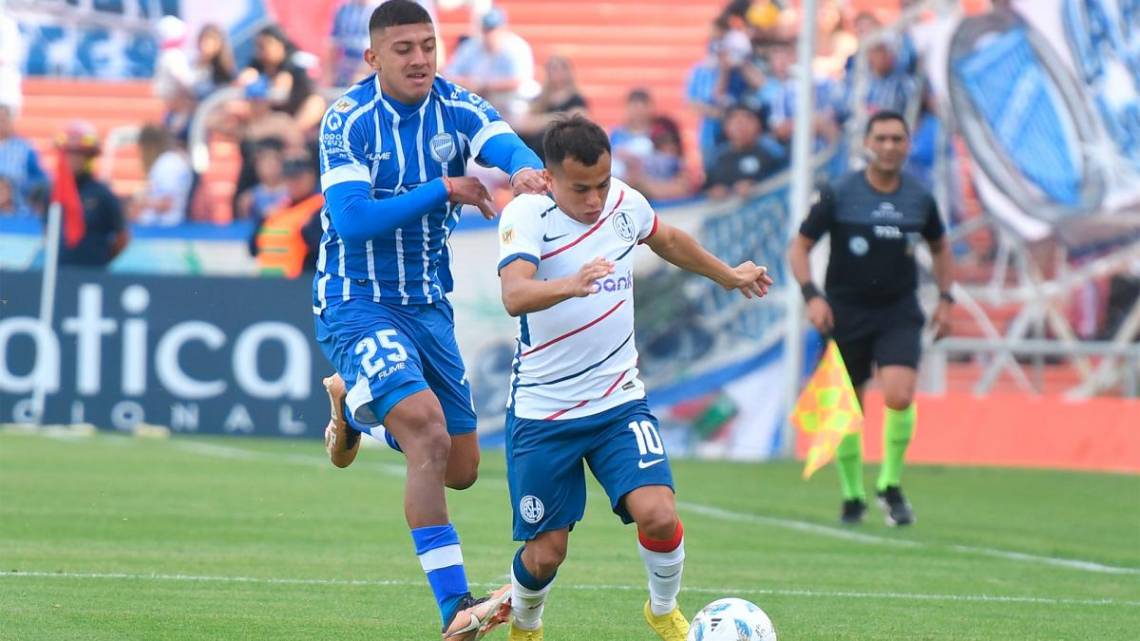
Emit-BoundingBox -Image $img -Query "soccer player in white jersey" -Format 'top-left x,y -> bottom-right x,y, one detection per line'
312,2 -> 547,639
495,115 -> 774,641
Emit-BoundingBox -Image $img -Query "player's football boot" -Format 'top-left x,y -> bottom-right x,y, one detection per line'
322,374 -> 360,468
643,600 -> 690,641
443,584 -> 512,640
876,486 -> 915,527
840,498 -> 867,525
507,622 -> 544,641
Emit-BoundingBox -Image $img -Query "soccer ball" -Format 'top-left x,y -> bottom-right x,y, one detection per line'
687,597 -> 777,641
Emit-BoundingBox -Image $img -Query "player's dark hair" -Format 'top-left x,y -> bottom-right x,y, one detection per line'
543,114 -> 611,168
865,110 -> 910,137
370,0 -> 433,32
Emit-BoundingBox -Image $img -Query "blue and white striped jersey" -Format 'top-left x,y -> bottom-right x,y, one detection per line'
314,74 -> 526,311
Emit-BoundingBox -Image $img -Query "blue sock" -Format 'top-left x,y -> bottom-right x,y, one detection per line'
513,545 -> 555,590
411,524 -> 470,628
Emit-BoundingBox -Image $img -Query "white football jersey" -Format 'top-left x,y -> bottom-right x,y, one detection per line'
497,178 -> 659,421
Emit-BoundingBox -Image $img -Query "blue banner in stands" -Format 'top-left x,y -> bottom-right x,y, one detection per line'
0,268 -> 327,438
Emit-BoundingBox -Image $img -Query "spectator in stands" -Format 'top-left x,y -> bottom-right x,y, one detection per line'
687,24 -> 728,171
223,78 -> 305,218
814,0 -> 857,80
705,104 -> 781,199
623,115 -> 697,202
444,6 -> 537,117
55,121 -> 130,267
153,16 -> 195,144
238,25 -> 327,135
235,138 -> 289,221
513,55 -> 588,160
192,24 -> 237,100
326,0 -> 382,87
0,1 -> 23,116
756,40 -> 842,154
610,88 -> 656,181
863,34 -> 917,115
250,152 -> 324,278
0,103 -> 48,216
129,124 -> 193,227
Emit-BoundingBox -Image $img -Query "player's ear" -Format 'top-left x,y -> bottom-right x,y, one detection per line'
542,168 -> 553,186
364,47 -> 380,72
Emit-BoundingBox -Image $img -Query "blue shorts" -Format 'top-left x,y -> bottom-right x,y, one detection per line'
314,298 -> 476,435
505,399 -> 674,541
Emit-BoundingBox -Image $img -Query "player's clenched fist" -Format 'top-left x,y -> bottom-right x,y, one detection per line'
511,168 -> 549,196
568,257 -> 615,297
725,261 -> 774,299
444,176 -> 498,220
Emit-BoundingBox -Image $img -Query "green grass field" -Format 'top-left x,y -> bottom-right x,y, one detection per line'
1,429 -> 1138,640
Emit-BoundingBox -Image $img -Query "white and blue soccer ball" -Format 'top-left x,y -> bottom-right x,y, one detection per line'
687,597 -> 777,641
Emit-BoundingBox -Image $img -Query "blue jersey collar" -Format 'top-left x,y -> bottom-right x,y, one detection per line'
374,74 -> 433,117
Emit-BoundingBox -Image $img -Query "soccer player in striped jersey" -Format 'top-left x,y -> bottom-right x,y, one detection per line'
495,115 -> 774,641
312,2 -> 547,639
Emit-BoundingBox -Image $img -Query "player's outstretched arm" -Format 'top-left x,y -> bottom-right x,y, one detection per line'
645,222 -> 774,299
499,256 -> 614,316
326,176 -> 497,243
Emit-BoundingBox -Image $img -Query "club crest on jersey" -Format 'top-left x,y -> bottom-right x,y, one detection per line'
429,133 -> 457,162
519,495 -> 545,524
849,235 -> 870,256
612,211 -> 636,242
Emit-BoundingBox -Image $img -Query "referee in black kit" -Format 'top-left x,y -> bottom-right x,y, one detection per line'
788,110 -> 955,527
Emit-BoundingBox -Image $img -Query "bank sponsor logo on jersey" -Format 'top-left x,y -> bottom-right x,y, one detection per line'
590,269 -> 634,294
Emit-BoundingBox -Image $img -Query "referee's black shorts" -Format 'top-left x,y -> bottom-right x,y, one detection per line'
830,294 -> 925,388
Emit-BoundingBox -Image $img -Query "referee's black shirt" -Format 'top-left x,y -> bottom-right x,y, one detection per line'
799,170 -> 945,306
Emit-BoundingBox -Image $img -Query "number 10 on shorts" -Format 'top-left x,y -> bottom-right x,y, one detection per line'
629,420 -> 664,457
356,329 -> 409,378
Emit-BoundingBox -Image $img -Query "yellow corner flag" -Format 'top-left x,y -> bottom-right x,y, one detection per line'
790,340 -> 864,480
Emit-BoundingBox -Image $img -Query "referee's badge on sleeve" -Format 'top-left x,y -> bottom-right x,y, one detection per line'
430,133 -> 457,163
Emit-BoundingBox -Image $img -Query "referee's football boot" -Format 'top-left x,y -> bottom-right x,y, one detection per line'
876,486 -> 915,527
322,374 -> 360,468
840,498 -> 867,525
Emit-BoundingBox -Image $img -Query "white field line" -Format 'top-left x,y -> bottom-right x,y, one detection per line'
50,438 -> 1140,578
3,570 -> 1137,608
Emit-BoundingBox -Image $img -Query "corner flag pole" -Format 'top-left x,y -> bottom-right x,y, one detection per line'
782,0 -> 818,456
31,202 -> 62,425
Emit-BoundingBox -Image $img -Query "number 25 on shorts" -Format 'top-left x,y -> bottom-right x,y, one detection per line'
355,329 -> 409,378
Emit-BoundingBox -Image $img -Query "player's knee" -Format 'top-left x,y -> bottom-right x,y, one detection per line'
527,540 -> 567,577
401,414 -> 450,465
445,464 -> 478,490
883,390 -> 914,411
636,504 -> 679,541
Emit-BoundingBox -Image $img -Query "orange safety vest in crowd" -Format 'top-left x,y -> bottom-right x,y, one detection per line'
256,193 -> 325,278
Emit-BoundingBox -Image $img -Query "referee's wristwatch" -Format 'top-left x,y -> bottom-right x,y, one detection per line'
939,290 -> 956,305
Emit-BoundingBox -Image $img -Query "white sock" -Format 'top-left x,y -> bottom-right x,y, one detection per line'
639,538 -> 685,616
511,566 -> 552,631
